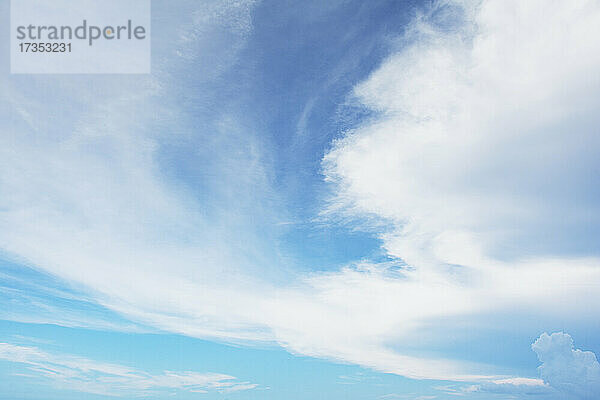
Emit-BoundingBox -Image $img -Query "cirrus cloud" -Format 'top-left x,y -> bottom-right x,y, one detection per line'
0,342 -> 260,397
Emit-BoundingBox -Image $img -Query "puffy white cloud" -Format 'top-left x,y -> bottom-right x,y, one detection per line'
532,332 -> 600,399
324,0 -> 600,267
319,0 -> 600,369
464,333 -> 600,399
0,342 -> 259,397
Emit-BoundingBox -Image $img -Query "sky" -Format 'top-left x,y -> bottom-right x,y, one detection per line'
1,0 -> 600,399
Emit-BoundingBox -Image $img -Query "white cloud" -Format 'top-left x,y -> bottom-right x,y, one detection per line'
532,332 -> 600,399
324,0 -> 600,268
1,0 -> 600,387
0,342 -> 259,397
463,377 -> 551,396
0,0 -> 280,343
318,0 -> 600,375
462,333 -> 600,399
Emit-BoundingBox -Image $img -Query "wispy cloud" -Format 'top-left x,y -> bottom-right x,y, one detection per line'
0,342 -> 260,397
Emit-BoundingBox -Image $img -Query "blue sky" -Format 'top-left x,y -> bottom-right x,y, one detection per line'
1,0 -> 600,399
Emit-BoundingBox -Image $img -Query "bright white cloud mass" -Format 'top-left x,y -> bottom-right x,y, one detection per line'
533,332 -> 600,399
460,333 -> 600,398
1,0 -> 599,399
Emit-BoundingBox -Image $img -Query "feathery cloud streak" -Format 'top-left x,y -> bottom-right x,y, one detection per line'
0,342 -> 259,397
